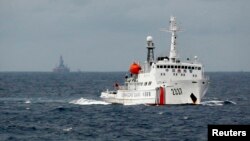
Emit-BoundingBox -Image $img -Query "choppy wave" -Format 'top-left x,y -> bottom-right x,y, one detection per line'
69,98 -> 110,105
1,72 -> 250,141
25,100 -> 31,104
0,98 -> 65,103
63,127 -> 73,132
201,100 -> 236,106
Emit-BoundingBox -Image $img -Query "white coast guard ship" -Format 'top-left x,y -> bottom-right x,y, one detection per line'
100,16 -> 209,105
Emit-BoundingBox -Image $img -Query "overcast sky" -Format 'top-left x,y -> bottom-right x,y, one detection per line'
0,0 -> 249,72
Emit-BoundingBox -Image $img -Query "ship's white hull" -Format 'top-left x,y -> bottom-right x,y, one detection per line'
100,79 -> 209,105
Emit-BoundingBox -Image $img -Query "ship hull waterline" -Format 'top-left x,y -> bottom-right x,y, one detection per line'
100,79 -> 209,105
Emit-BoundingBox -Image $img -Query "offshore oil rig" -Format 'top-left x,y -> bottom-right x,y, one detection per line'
53,55 -> 70,73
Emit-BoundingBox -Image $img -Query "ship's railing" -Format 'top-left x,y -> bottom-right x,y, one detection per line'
117,85 -> 128,90
203,75 -> 210,81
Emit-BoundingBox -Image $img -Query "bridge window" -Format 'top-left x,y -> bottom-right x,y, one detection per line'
148,81 -> 152,85
167,65 -> 170,68
185,66 -> 187,69
164,65 -> 166,68
178,66 -> 181,69
175,66 -> 177,69
171,65 -> 174,68
181,66 -> 184,69
188,66 -> 191,69
198,67 -> 201,70
157,65 -> 159,68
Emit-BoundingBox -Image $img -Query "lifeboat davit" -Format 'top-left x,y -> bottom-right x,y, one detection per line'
129,62 -> 141,74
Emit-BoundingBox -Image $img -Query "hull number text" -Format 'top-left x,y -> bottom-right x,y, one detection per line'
171,88 -> 182,95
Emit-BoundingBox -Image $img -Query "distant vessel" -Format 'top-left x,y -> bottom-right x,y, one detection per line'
53,56 -> 70,73
100,16 -> 209,105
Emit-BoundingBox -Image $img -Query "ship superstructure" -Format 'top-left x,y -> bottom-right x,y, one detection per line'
100,16 -> 209,105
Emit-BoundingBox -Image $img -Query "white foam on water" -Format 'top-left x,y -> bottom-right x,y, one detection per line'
69,98 -> 110,105
201,100 -> 224,106
158,111 -> 164,115
63,127 -> 72,132
25,100 -> 31,104
226,100 -> 237,105
201,100 -> 236,106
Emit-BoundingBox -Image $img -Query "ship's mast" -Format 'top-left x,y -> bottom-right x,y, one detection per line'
168,16 -> 179,63
146,36 -> 155,66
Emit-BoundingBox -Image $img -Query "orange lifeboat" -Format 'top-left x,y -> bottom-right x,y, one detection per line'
129,62 -> 141,74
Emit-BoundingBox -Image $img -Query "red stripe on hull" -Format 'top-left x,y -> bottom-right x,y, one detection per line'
159,87 -> 165,105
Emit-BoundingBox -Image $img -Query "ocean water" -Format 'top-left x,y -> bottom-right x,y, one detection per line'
0,72 -> 249,141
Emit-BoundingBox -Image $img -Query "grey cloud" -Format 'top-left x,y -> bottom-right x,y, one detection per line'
0,0 -> 249,72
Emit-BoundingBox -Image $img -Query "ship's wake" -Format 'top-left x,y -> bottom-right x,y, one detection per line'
201,100 -> 236,106
69,98 -> 110,105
